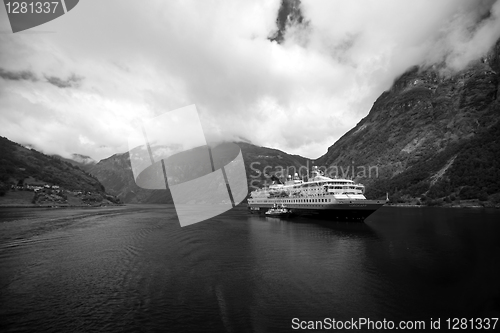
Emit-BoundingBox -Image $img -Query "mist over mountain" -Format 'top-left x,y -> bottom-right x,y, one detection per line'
70,153 -> 96,165
52,153 -> 97,172
4,1 -> 500,161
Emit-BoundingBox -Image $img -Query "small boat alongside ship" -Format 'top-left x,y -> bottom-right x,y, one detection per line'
265,204 -> 292,217
248,166 -> 386,222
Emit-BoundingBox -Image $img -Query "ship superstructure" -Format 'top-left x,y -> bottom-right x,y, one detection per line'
248,166 -> 386,221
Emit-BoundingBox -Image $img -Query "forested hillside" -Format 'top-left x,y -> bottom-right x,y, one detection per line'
0,136 -> 119,206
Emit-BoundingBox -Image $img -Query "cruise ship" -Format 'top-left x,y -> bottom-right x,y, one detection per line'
248,166 -> 386,221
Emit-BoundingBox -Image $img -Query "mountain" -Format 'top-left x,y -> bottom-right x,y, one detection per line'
53,153 -> 97,172
70,153 -> 96,166
316,39 -> 500,205
88,152 -> 170,204
268,0 -> 306,44
0,136 -> 120,206
238,141 -> 311,185
89,142 -> 311,204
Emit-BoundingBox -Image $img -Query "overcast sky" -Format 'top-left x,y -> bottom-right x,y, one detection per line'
1,0 -> 500,161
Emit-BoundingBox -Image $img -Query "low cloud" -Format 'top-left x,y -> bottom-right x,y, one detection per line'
0,68 -> 38,81
0,0 -> 499,161
45,74 -> 83,88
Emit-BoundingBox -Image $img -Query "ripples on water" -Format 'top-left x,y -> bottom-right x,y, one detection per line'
0,205 -> 499,332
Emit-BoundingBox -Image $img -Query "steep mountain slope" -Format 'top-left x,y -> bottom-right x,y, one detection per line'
90,142 -> 311,204
0,136 -> 120,205
0,136 -> 105,192
316,39 -> 500,203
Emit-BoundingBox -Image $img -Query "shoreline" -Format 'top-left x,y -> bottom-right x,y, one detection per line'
386,203 -> 500,209
2,203 -> 499,209
0,190 -> 124,208
0,204 -> 126,209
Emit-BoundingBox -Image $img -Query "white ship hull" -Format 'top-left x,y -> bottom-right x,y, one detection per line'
248,196 -> 385,221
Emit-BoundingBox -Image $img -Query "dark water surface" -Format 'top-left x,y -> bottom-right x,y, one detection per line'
0,205 -> 499,332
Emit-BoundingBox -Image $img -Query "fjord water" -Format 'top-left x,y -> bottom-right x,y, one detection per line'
1,205 -> 499,332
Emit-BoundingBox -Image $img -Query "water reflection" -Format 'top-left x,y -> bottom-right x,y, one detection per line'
246,213 -> 383,328
1,205 -> 499,332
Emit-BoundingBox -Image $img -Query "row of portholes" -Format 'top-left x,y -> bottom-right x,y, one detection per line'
252,198 -> 333,204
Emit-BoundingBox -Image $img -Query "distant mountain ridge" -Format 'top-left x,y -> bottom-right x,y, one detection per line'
89,151 -> 170,204
53,153 -> 97,172
89,142 -> 311,204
